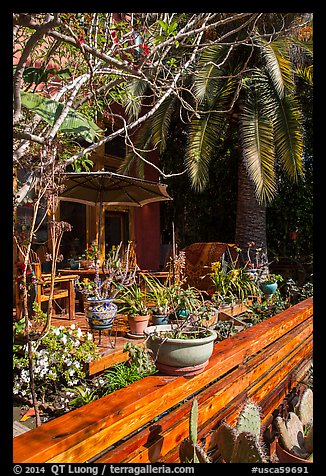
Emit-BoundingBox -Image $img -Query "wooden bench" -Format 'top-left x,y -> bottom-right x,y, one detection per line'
13,297 -> 313,463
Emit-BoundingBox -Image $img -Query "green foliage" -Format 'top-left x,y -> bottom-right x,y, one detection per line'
155,19 -> 179,47
141,273 -> 174,316
214,320 -> 239,341
259,273 -> 283,284
67,384 -> 98,408
71,156 -> 94,172
209,260 -> 261,304
20,91 -> 103,143
100,343 -> 156,395
22,66 -> 71,87
123,342 -> 157,375
117,284 -> 149,316
102,362 -> 146,393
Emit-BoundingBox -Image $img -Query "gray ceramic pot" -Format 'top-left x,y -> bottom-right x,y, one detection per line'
144,324 -> 217,374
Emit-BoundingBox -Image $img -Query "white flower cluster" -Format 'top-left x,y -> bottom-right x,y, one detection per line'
13,324 -> 99,401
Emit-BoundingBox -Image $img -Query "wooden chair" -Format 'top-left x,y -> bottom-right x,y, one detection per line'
15,246 -> 77,320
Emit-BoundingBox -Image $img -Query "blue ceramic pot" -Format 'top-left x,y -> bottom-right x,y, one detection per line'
260,282 -> 278,297
152,315 -> 169,326
85,298 -> 118,330
69,260 -> 79,270
176,309 -> 190,318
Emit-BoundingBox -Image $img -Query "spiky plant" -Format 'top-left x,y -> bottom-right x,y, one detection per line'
215,400 -> 268,463
179,398 -> 212,463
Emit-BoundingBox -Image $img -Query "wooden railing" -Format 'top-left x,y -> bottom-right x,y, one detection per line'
13,297 -> 313,463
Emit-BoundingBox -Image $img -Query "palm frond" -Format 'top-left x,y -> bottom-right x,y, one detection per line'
186,73 -> 237,192
240,88 -> 277,205
294,65 -> 313,85
254,69 -> 303,181
259,38 -> 294,98
118,120 -> 152,178
290,37 -> 313,57
185,111 -> 226,192
151,96 -> 177,153
194,45 -> 227,106
270,91 -> 303,180
124,79 -> 149,121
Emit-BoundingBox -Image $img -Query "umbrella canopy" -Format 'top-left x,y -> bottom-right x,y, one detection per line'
59,171 -> 173,207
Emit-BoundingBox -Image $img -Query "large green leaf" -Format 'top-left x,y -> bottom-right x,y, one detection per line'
22,66 -> 71,85
20,91 -> 103,142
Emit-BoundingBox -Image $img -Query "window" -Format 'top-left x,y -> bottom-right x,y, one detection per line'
104,135 -> 126,158
59,202 -> 86,259
104,211 -> 129,254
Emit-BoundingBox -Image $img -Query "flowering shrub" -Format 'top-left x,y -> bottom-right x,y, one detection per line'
13,324 -> 99,403
85,242 -> 98,261
209,260 -> 261,304
259,273 -> 283,284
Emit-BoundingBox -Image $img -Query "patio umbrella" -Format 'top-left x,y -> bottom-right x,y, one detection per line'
59,171 -> 173,252
59,171 -> 173,208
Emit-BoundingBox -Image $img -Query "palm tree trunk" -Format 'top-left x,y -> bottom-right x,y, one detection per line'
235,157 -> 268,265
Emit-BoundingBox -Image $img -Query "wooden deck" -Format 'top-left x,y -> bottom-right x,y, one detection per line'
34,301 -> 249,375
13,298 -> 313,464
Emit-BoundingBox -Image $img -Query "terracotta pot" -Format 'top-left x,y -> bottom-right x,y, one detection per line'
127,314 -> 150,336
80,259 -> 94,269
275,439 -> 312,464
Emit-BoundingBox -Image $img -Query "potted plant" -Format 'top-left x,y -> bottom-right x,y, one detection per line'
274,387 -> 313,463
207,257 -> 261,308
79,241 -> 98,269
170,283 -> 201,319
117,284 -> 151,337
75,242 -> 138,331
143,292 -> 217,376
141,273 -> 173,325
259,273 -> 283,298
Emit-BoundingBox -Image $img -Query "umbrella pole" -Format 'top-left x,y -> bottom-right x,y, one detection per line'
98,200 -> 103,256
172,221 -> 176,284
94,200 -> 103,293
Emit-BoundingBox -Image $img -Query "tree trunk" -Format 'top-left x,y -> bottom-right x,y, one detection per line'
235,157 -> 268,265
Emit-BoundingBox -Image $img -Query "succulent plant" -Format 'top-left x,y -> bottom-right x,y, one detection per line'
274,387 -> 313,460
296,387 -> 313,427
179,398 -> 212,463
215,400 -> 268,463
180,399 -> 268,463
